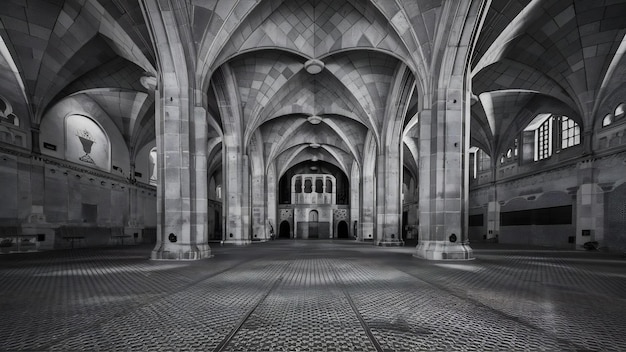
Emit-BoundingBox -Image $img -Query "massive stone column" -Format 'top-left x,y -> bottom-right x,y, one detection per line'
360,136 -> 377,241
212,64 -> 250,245
223,149 -> 251,244
575,159 -> 604,248
350,162 -> 360,239
376,148 -> 403,246
412,0 -> 485,260
376,65 -> 413,246
150,85 -> 212,259
190,106 -> 212,256
414,91 -> 473,260
145,0 -> 211,259
266,164 -> 278,239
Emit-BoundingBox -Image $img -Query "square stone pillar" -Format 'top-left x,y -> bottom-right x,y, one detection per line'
486,186 -> 500,241
361,174 -> 376,241
414,98 -> 473,260
251,173 -> 267,241
575,160 -> 604,249
151,90 -> 212,260
223,151 -> 251,244
350,162 -> 360,239
376,150 -> 403,246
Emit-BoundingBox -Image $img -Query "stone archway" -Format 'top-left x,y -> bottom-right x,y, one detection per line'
279,221 -> 291,239
309,210 -> 319,239
337,221 -> 349,239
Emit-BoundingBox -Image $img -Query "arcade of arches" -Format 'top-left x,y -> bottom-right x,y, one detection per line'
1,0 -> 626,260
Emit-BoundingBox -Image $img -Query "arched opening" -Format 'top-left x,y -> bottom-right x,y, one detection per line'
279,161 -> 349,240
212,210 -> 221,240
149,147 -> 157,186
279,221 -> 291,239
309,210 -> 319,239
337,221 -> 349,239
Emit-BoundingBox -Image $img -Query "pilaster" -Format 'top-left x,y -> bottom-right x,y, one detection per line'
575,159 -> 604,249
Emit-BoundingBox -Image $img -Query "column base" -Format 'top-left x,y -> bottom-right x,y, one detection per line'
378,239 -> 404,247
222,239 -> 252,245
151,243 -> 213,260
414,240 -> 474,260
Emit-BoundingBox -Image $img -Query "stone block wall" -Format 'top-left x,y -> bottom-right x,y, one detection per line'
469,150 -> 626,251
0,148 -> 156,251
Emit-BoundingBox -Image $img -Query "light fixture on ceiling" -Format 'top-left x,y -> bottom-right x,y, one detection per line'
304,59 -> 324,74
307,115 -> 322,124
309,143 -> 321,148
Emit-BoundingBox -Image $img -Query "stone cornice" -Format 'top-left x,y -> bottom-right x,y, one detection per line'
0,143 -> 156,193
470,146 -> 626,192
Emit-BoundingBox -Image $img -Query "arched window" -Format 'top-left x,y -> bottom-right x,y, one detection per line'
295,177 -> 302,193
524,114 -> 581,162
0,97 -> 19,127
216,185 -> 222,199
315,178 -> 323,193
603,114 -> 613,127
149,147 -> 157,186
615,103 -> 625,119
469,147 -> 492,179
536,117 -> 552,160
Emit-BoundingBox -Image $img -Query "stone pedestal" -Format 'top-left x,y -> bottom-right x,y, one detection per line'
378,238 -> 404,247
222,238 -> 251,245
414,240 -> 473,260
151,243 -> 212,260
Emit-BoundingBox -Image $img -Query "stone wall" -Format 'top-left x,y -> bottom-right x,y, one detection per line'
0,147 -> 156,251
469,149 -> 626,251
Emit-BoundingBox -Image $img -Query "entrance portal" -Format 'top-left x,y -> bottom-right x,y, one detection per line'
279,221 -> 291,239
308,210 -> 319,239
337,221 -> 349,239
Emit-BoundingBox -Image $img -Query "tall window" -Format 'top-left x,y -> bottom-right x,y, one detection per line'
616,103 -> 625,119
525,114 -> 580,162
469,147 -> 491,179
560,116 -> 580,149
149,147 -> 157,186
536,117 -> 552,161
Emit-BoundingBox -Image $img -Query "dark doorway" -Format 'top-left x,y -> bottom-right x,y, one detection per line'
309,210 -> 319,239
402,211 -> 408,239
337,221 -> 349,239
212,210 -> 221,240
279,221 -> 291,239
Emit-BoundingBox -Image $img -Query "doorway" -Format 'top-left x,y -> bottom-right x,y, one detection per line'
337,221 -> 349,239
309,210 -> 319,239
279,221 -> 291,239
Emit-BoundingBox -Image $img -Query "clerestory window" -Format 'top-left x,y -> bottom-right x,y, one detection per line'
525,114 -> 581,162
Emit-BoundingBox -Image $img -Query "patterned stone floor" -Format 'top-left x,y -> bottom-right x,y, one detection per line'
0,240 -> 625,351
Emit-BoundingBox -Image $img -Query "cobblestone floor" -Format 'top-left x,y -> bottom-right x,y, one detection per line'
0,240 -> 625,351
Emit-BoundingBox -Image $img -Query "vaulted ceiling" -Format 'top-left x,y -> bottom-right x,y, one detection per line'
1,0 -> 625,180
471,0 -> 626,157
